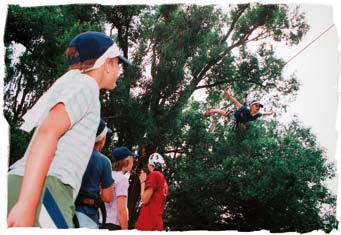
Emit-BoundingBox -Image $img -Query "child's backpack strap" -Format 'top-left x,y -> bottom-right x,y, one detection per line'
234,106 -> 244,123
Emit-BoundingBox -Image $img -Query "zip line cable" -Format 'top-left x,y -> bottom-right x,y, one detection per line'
284,24 -> 335,66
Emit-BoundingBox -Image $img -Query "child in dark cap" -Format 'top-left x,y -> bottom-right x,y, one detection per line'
7,31 -> 132,228
205,90 -> 273,131
100,146 -> 137,230
75,119 -> 114,229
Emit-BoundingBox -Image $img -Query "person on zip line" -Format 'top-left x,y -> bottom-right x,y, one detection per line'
205,89 -> 274,131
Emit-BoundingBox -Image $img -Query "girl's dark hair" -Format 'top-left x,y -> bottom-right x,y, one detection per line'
152,163 -> 165,172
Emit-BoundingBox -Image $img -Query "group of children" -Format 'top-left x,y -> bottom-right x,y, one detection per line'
7,30 -> 273,230
7,31 -> 168,230
75,121 -> 168,231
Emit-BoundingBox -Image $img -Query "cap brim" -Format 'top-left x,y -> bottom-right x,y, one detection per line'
118,55 -> 133,66
132,152 -> 139,158
251,102 -> 263,107
128,151 -> 139,158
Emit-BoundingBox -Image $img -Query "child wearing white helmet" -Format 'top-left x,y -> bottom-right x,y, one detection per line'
205,89 -> 274,131
135,153 -> 168,231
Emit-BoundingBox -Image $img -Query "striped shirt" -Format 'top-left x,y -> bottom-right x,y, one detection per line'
9,72 -> 100,200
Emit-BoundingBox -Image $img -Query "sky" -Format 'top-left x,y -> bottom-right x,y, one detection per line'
281,4 -> 338,160
278,4 -> 339,193
0,0 -> 340,234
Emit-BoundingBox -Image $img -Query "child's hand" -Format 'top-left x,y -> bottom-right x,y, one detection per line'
223,89 -> 230,97
7,202 -> 36,227
263,111 -> 274,116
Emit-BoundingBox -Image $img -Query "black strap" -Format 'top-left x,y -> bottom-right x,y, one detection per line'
97,199 -> 107,229
73,214 -> 80,228
101,223 -> 121,230
74,194 -> 107,228
234,107 -> 243,123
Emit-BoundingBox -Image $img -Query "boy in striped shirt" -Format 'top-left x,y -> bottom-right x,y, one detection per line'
7,32 -> 132,228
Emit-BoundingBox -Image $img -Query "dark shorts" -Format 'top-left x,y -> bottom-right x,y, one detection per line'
100,223 -> 121,230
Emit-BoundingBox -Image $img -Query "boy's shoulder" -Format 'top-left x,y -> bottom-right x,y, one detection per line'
239,106 -> 250,112
92,150 -> 111,165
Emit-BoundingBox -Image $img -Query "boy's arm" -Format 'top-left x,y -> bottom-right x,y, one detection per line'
140,183 -> 154,205
101,184 -> 114,203
7,103 -> 70,227
100,160 -> 114,203
262,111 -> 274,116
139,170 -> 154,205
224,90 -> 243,108
117,196 -> 128,229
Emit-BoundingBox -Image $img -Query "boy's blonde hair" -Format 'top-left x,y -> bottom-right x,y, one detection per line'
65,46 -> 97,71
65,46 -> 119,71
112,157 -> 132,171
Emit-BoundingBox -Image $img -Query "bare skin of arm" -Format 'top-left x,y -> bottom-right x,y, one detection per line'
101,184 -> 114,203
205,90 -> 243,117
117,196 -> 128,229
224,90 -> 243,108
262,111 -> 274,116
140,186 -> 154,205
139,170 -> 154,205
7,103 -> 70,227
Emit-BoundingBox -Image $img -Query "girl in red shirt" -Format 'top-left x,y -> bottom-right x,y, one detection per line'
135,153 -> 168,231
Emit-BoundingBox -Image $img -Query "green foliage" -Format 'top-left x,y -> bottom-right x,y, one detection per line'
8,124 -> 33,166
4,4 -> 105,124
4,4 -> 106,161
4,3 -> 337,232
165,108 -> 337,232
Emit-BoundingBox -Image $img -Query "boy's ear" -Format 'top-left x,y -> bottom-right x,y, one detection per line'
104,58 -> 111,73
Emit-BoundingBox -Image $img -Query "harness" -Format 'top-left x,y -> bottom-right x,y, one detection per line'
74,193 -> 107,228
233,107 -> 244,123
229,105 -> 258,129
233,106 -> 260,123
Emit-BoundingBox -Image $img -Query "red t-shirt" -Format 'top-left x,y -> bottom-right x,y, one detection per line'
135,171 -> 168,231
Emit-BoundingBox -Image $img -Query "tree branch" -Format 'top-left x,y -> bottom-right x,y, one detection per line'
195,78 -> 236,90
220,4 -> 250,44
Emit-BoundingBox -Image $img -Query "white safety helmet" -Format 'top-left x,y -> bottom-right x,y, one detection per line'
148,152 -> 166,170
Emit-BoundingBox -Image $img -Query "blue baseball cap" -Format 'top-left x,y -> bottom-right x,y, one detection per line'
110,146 -> 138,162
95,119 -> 112,143
68,31 -> 132,66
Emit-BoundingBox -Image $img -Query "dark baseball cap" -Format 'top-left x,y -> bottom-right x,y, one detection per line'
95,119 -> 112,143
110,146 -> 138,162
68,31 -> 132,66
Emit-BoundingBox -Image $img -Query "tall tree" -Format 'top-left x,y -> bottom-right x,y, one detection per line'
101,4 -> 309,222
164,102 -> 337,232
99,5 -> 147,150
104,3 -> 307,156
5,4 -> 337,232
